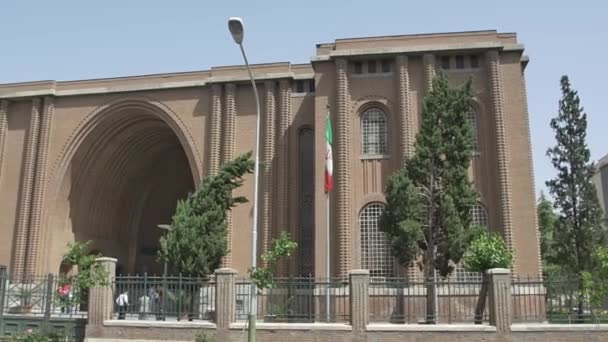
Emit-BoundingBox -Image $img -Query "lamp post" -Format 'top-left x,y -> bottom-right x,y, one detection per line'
157,224 -> 171,321
228,17 -> 261,342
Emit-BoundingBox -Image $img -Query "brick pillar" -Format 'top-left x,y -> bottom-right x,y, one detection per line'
336,58 -> 352,277
277,79 -> 291,276
261,81 -> 276,266
208,83 -> 223,176
0,100 -> 8,185
12,98 -> 41,278
423,54 -> 436,92
215,268 -> 237,330
26,96 -> 55,276
487,268 -> 512,333
88,257 -> 117,326
349,269 -> 369,332
396,55 -> 413,163
222,84 -> 237,268
486,51 -> 516,274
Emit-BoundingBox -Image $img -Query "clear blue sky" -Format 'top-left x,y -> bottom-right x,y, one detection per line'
1,0 -> 606,196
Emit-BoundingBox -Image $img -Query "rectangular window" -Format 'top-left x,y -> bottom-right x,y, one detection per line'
368,60 -> 376,73
354,61 -> 363,74
441,56 -> 450,69
456,55 -> 465,69
296,80 -> 304,93
381,59 -> 391,73
470,55 -> 479,68
309,79 -> 315,92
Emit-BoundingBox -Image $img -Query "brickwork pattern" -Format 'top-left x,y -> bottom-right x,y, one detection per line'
222,83 -> 237,268
349,270 -> 369,332
208,84 -> 222,176
488,269 -> 512,333
0,100 -> 8,184
214,268 -> 236,329
26,96 -> 55,276
277,80 -> 291,276
12,98 -> 41,278
261,81 -> 276,266
336,58 -> 352,277
396,55 -> 413,163
487,51 -> 516,271
423,54 -> 436,92
88,257 -> 117,326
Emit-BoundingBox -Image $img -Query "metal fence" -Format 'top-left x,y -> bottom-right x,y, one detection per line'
512,276 -> 608,324
113,274 -> 215,321
368,277 -> 489,324
235,278 -> 350,323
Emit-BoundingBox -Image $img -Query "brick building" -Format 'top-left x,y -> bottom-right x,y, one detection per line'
0,30 -> 541,278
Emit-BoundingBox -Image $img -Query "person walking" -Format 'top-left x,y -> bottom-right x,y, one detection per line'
116,290 -> 129,320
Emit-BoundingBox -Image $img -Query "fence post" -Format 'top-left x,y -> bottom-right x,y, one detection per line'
44,274 -> 54,323
0,266 -> 6,335
215,268 -> 237,330
487,268 -> 512,333
88,257 -> 117,326
349,269 -> 369,332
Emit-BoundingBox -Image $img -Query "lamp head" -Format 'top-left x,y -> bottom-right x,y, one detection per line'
228,17 -> 244,44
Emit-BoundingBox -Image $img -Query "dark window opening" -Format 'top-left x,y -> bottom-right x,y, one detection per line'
309,79 -> 315,92
381,59 -> 391,73
441,56 -> 451,69
354,61 -> 363,74
470,55 -> 479,68
456,55 -> 465,69
368,60 -> 377,73
296,80 -> 305,93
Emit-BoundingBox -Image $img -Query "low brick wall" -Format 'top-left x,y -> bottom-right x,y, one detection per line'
85,321 -> 608,342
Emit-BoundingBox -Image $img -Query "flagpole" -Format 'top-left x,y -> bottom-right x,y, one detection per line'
326,192 -> 330,323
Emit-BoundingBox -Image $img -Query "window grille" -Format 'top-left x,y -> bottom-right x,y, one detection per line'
471,202 -> 489,229
456,55 -> 465,69
467,109 -> 480,152
360,203 -> 393,278
361,108 -> 388,155
298,128 -> 315,276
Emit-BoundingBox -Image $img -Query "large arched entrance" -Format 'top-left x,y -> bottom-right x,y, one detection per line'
46,101 -> 197,275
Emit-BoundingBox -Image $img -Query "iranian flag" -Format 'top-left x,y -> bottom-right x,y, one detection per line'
325,111 -> 334,193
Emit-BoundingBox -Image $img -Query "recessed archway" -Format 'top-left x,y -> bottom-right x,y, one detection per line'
44,100 -> 198,275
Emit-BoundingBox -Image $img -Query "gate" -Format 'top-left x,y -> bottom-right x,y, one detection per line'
0,267 -> 87,341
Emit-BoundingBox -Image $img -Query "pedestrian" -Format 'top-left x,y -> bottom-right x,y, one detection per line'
116,290 -> 129,320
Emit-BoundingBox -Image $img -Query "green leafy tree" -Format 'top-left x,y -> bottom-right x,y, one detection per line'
581,247 -> 608,310
546,76 -> 606,317
380,73 -> 478,323
464,231 -> 513,324
249,231 -> 298,290
59,240 -> 108,309
537,191 -> 558,265
159,152 -> 254,277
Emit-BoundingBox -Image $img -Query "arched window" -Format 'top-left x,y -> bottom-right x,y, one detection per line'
361,108 -> 388,155
360,203 -> 393,278
466,109 -> 480,152
471,202 -> 489,229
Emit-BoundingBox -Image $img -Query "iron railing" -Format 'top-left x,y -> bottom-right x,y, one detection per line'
368,277 -> 489,324
235,277 -> 350,323
113,274 -> 215,321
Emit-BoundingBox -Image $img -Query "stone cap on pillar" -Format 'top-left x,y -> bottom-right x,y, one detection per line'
349,269 -> 370,275
215,268 -> 238,274
487,268 -> 510,275
94,257 -> 117,264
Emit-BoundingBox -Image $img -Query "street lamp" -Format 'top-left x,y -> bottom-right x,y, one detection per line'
157,224 -> 171,321
228,17 -> 261,342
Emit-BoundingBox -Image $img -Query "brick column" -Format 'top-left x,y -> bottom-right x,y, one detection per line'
222,84 -> 237,268
26,96 -> 55,276
486,51 -> 515,272
487,268 -> 512,333
396,55 -> 414,164
349,269 -> 369,332
88,257 -> 117,326
423,54 -> 436,92
208,84 -> 223,176
261,81 -> 276,266
277,80 -> 291,276
336,58 -> 352,277
12,98 -> 41,278
215,268 -> 237,330
0,100 -> 8,184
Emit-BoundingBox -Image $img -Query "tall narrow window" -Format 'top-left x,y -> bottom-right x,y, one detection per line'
471,202 -> 489,229
455,55 -> 465,69
360,203 -> 393,279
441,56 -> 451,69
298,128 -> 315,276
368,60 -> 377,73
361,108 -> 388,155
467,109 -> 480,152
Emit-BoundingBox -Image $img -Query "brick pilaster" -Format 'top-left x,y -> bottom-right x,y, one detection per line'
26,96 -> 55,276
0,100 -> 8,185
88,257 -> 117,326
222,83 -> 237,268
349,269 -> 369,332
336,58 -> 352,277
423,54 -> 436,92
214,268 -> 237,330
396,55 -> 414,163
487,268 -> 512,333
261,81 -> 276,266
12,98 -> 41,279
487,51 -> 516,273
277,79 -> 291,276
208,84 -> 223,176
